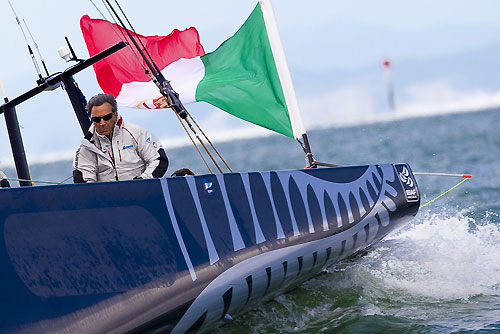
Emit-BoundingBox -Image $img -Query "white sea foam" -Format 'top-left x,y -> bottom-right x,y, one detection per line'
365,210 -> 500,300
360,300 -> 382,316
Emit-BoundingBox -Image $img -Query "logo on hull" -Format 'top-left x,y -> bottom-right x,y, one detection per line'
395,164 -> 419,202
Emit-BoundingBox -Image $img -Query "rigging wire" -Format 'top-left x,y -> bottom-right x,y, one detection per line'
183,108 -> 233,173
102,0 -> 159,82
91,0 -> 220,174
22,19 -> 49,76
7,0 -> 43,80
1,173 -> 75,186
172,110 -> 213,174
59,175 -> 74,184
418,176 -> 471,209
1,177 -> 60,185
413,172 -> 472,178
89,0 -> 149,76
89,0 -> 232,174
7,0 -> 29,45
108,0 -> 231,173
112,0 -> 161,76
182,113 -> 223,173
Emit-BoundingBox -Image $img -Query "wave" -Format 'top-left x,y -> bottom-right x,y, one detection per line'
237,209 -> 500,333
364,209 -> 500,300
210,208 -> 500,333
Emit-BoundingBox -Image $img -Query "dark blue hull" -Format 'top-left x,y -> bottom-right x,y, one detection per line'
0,164 -> 419,333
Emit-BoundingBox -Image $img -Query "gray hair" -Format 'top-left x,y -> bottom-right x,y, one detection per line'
87,93 -> 118,114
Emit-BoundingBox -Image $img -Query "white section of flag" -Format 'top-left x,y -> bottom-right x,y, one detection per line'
116,57 -> 205,108
259,0 -> 306,139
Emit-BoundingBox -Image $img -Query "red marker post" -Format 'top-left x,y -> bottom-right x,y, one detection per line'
382,58 -> 396,111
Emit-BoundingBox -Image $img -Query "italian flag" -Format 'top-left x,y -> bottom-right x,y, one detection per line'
81,0 -> 305,139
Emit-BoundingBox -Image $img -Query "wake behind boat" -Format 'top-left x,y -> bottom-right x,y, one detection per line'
0,0 -> 421,333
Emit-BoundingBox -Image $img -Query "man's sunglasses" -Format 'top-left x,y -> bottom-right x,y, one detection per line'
91,113 -> 114,123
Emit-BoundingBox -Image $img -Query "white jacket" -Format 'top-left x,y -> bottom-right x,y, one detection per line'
73,115 -> 168,182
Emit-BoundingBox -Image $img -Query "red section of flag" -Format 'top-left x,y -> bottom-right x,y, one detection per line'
80,15 -> 205,97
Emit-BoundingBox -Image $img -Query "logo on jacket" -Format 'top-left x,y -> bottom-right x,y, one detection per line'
122,145 -> 134,150
146,137 -> 151,143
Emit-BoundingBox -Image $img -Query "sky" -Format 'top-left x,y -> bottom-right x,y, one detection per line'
2,0 -> 500,166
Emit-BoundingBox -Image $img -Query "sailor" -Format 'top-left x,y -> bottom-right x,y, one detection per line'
171,168 -> 195,176
73,93 -> 168,183
0,170 -> 10,188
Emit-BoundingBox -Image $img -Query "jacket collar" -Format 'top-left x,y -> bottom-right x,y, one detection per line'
116,115 -> 123,128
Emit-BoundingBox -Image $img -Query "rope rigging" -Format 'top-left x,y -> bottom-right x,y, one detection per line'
0,175 -> 73,186
88,0 -> 232,174
419,176 -> 471,209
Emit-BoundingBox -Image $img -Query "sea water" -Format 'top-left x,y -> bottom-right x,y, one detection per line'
2,108 -> 499,333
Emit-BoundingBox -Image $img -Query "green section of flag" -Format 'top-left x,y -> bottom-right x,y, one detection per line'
195,3 -> 293,138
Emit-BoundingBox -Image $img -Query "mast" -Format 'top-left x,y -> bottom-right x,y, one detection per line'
61,75 -> 90,134
382,58 -> 396,112
2,104 -> 32,187
1,78 -> 32,186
